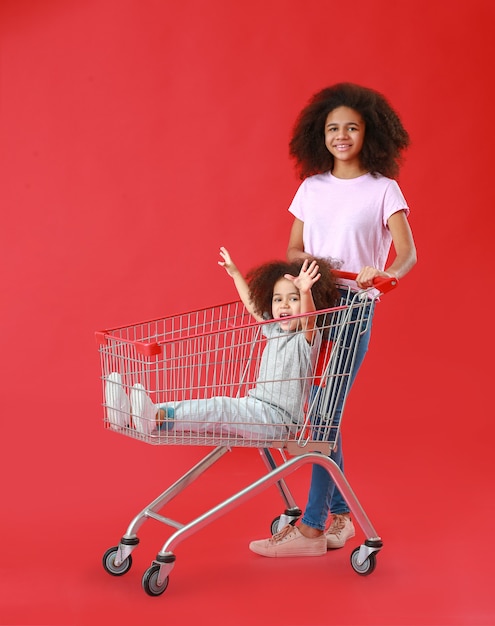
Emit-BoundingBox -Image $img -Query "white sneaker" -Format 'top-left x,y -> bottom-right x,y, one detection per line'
105,372 -> 130,430
326,514 -> 355,549
130,383 -> 158,435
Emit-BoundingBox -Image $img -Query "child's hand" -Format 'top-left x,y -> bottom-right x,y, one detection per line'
285,259 -> 321,293
218,246 -> 239,277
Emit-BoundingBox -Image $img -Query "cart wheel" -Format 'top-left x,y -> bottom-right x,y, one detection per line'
102,546 -> 133,576
350,547 -> 377,576
270,516 -> 281,535
142,564 -> 169,597
270,515 -> 297,535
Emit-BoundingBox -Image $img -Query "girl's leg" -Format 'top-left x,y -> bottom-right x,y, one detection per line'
130,389 -> 286,439
302,301 -> 374,536
171,396 -> 286,439
324,437 -> 357,549
300,438 -> 342,531
327,315 -> 372,513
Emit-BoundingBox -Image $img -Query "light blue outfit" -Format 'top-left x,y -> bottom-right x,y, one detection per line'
158,323 -> 321,441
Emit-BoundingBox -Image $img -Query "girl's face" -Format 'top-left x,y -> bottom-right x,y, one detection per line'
271,277 -> 301,332
324,106 -> 366,174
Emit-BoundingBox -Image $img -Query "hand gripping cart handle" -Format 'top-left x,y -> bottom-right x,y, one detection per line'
97,273 -> 397,596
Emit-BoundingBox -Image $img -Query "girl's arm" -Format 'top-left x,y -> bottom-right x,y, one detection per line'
356,210 -> 417,288
385,210 -> 417,278
285,259 -> 321,343
218,247 -> 264,322
287,218 -> 313,263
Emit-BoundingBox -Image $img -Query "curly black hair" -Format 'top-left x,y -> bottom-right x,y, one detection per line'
246,257 -> 339,320
289,82 -> 410,180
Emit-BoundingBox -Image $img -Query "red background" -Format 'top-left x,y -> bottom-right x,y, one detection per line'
1,1 -> 494,624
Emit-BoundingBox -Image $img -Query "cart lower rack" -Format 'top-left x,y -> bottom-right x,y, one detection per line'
96,275 -> 396,596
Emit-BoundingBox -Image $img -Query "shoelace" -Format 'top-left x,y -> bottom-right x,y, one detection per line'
328,515 -> 346,536
270,524 -> 296,543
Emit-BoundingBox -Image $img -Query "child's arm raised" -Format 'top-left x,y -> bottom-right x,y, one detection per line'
285,259 -> 321,342
218,247 -> 263,322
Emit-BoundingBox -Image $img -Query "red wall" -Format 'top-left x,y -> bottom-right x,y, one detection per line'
1,0 -> 493,622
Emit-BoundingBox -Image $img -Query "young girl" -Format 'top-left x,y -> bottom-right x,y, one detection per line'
249,82 -> 417,557
105,247 -> 338,440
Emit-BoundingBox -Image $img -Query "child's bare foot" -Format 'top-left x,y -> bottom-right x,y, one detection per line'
156,405 -> 175,431
156,408 -> 166,428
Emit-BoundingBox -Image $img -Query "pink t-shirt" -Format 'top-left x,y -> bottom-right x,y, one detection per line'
288,172 -> 409,277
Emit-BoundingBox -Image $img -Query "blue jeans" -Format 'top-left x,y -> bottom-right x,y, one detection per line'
301,294 -> 374,530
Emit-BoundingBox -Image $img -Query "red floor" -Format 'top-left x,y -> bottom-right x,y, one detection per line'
2,344 -> 493,625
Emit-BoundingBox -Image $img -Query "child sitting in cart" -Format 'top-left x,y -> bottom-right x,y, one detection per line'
106,247 -> 338,440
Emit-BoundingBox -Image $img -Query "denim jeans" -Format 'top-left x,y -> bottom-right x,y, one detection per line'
301,293 -> 375,530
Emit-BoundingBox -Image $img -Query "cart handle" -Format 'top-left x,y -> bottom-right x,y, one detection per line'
332,270 -> 398,294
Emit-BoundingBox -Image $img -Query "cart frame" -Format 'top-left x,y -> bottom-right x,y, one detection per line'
98,272 -> 397,595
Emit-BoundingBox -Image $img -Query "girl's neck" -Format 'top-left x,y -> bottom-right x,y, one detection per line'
331,162 -> 368,179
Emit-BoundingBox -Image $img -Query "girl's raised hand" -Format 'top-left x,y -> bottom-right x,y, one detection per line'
285,259 -> 321,293
218,246 -> 238,277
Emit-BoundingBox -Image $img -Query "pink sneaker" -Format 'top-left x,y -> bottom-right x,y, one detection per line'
249,525 -> 326,558
326,514 -> 355,549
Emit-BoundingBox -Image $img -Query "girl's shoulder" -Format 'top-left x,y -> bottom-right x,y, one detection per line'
296,172 -> 404,202
302,171 -> 395,186
303,171 -> 332,184
262,321 -> 279,338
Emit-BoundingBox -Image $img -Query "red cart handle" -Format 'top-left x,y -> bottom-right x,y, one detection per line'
332,269 -> 398,294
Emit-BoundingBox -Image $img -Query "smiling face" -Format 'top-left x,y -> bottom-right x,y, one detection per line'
271,277 -> 301,331
324,106 -> 366,177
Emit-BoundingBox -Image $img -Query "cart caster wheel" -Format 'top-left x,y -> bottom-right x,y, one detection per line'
142,564 -> 169,597
350,547 -> 377,576
102,546 -> 133,576
270,515 -> 297,535
270,516 -> 281,535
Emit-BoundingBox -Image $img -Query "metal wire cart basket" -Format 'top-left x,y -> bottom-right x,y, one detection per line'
96,272 -> 397,596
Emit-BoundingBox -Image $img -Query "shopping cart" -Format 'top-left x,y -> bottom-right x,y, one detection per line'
96,271 -> 397,596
